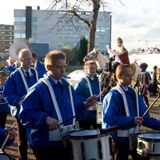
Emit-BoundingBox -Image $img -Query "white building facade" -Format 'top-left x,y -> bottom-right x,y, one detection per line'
14,6 -> 111,52
0,24 -> 14,52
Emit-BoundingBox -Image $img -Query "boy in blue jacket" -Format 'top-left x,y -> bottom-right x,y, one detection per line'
102,64 -> 160,160
19,50 -> 97,160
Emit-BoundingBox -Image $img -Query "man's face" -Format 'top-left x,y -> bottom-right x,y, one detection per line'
49,59 -> 67,80
21,53 -> 33,69
118,68 -> 133,86
85,64 -> 97,77
117,41 -> 123,47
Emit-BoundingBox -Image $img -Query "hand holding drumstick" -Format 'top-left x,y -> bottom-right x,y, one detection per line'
133,116 -> 143,126
133,94 -> 160,127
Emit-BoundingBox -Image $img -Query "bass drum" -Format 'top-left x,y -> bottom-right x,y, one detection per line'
137,132 -> 160,157
69,129 -> 112,160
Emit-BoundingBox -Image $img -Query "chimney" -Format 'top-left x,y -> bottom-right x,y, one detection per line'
37,6 -> 40,10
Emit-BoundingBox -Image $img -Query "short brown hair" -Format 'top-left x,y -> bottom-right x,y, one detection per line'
44,50 -> 66,66
116,64 -> 132,78
84,60 -> 98,68
32,52 -> 37,58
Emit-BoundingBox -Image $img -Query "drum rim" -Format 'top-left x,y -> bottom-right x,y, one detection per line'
137,151 -> 160,157
138,132 -> 160,142
69,129 -> 100,139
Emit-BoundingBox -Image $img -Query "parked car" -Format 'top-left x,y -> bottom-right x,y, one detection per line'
67,69 -> 85,86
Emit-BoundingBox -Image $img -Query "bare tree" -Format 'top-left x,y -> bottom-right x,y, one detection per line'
48,0 -> 124,52
48,0 -> 104,52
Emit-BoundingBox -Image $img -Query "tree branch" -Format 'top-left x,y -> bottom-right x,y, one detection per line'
69,10 -> 91,27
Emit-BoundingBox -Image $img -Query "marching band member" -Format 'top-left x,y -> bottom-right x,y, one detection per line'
2,56 -> 16,73
32,52 -> 46,78
74,60 -> 101,129
137,63 -> 151,106
19,50 -> 97,160
0,71 -> 9,128
102,64 -> 160,160
3,49 -> 38,160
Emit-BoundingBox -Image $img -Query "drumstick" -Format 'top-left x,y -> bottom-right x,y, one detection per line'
97,90 -> 104,98
0,121 -> 16,151
142,94 -> 160,117
60,115 -> 76,126
58,90 -> 105,127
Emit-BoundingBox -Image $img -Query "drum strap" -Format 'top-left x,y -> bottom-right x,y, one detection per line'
32,67 -> 39,82
9,68 -> 38,116
17,67 -> 39,92
40,78 -> 75,127
84,76 -> 102,102
17,68 -> 29,92
113,84 -> 139,137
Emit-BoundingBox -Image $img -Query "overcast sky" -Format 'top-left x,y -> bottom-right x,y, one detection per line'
0,0 -> 160,50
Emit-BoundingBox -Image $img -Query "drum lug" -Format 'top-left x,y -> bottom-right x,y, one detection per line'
97,140 -> 103,159
109,136 -> 113,156
151,143 -> 155,152
81,142 -> 86,160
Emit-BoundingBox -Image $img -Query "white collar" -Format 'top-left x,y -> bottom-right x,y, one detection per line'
50,77 -> 62,84
119,83 -> 128,91
21,68 -> 31,75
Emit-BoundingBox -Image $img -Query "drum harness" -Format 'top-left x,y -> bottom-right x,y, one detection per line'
84,75 -> 102,102
9,67 -> 38,116
40,77 -> 76,143
83,76 -> 113,159
18,67 -> 39,91
113,84 -> 140,137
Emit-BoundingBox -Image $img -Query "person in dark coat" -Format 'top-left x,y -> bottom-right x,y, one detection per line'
32,52 -> 46,78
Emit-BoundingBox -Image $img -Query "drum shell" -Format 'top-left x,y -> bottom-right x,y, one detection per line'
69,129 -> 112,160
129,133 -> 139,151
49,125 -> 74,141
137,132 -> 160,157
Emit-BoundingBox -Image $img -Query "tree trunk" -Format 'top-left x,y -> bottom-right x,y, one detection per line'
88,1 -> 100,52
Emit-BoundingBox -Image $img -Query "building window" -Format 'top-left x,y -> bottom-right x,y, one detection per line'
9,37 -> 13,40
14,25 -> 25,30
32,17 -> 37,23
14,33 -> 25,38
15,17 -> 26,22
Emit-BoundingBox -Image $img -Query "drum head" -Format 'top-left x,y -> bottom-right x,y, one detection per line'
138,133 -> 160,142
69,129 -> 100,139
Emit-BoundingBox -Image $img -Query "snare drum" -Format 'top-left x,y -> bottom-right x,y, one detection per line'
49,125 -> 74,141
137,132 -> 160,157
96,102 -> 102,124
69,129 -> 112,160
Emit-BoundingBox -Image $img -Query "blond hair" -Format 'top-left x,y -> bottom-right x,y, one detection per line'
18,48 -> 32,59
